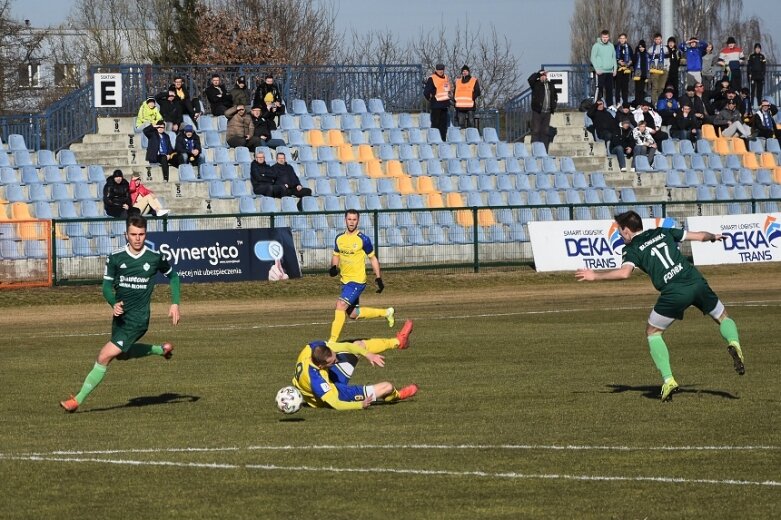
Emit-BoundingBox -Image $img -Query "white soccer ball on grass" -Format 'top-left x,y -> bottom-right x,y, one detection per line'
275,386 -> 303,414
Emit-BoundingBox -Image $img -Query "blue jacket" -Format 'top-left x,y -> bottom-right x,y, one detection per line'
680,41 -> 708,72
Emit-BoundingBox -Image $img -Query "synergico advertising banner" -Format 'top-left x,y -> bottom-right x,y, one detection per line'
528,217 -> 679,272
687,213 -> 780,266
145,227 -> 301,283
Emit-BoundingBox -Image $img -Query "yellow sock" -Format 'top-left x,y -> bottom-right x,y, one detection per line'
362,338 -> 397,354
383,388 -> 400,402
329,310 -> 347,343
357,306 -> 386,319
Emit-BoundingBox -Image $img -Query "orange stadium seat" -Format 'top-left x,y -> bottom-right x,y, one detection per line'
730,137 -> 747,154
337,144 -> 356,162
455,209 -> 474,227
713,137 -> 730,155
760,152 -> 777,169
397,177 -> 415,195
364,159 -> 383,178
701,124 -> 717,140
775,167 -> 781,183
307,130 -> 325,147
446,192 -> 465,207
742,153 -> 759,170
417,176 -> 437,194
327,129 -> 345,147
357,144 -> 375,162
477,209 -> 496,226
427,193 -> 445,208
385,160 -> 404,178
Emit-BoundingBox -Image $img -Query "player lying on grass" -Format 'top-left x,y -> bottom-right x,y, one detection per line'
575,210 -> 744,402
293,319 -> 417,410
60,214 -> 180,413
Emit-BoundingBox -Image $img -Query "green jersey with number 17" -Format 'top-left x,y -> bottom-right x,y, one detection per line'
621,227 -> 704,292
104,245 -> 174,321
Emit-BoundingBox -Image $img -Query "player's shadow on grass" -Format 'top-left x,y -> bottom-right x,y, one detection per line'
84,392 -> 201,413
604,384 -> 739,400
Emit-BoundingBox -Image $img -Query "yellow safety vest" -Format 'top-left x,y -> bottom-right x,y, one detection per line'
454,77 -> 477,108
431,74 -> 451,102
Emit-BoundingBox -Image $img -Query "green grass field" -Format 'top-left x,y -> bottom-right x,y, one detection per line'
1,266 -> 779,519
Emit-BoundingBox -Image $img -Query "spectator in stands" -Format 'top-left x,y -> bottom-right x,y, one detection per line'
170,76 -> 201,128
648,33 -> 668,104
712,86 -> 737,112
664,37 -> 682,98
156,88 -> 184,133
612,118 -> 635,172
453,65 -> 481,129
174,125 -> 203,166
587,100 -> 619,142
738,88 -> 753,122
714,99 -> 752,138
135,97 -> 162,132
747,43 -> 767,109
143,120 -> 179,182
528,69 -> 558,152
678,84 -> 695,108
634,101 -> 667,146
719,37 -> 745,90
692,82 -> 715,124
424,63 -> 451,141
205,73 -> 233,116
656,87 -> 679,126
632,119 -> 657,163
250,151 -> 283,197
751,99 -> 780,139
680,37 -> 708,86
230,75 -> 250,108
103,169 -> 133,218
633,40 -> 649,103
225,105 -> 263,149
615,102 -> 635,127
614,33 -> 634,106
253,74 -> 286,126
249,105 -> 287,150
701,43 -> 718,90
271,152 -> 312,212
129,172 -> 170,216
591,29 -> 616,108
671,104 -> 701,142
713,58 -> 731,87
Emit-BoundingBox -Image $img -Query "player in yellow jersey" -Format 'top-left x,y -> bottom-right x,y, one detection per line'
328,209 -> 395,342
293,320 -> 417,410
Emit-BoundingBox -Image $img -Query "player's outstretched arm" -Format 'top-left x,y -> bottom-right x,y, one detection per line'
685,231 -> 722,242
576,264 -> 634,282
168,272 -> 181,325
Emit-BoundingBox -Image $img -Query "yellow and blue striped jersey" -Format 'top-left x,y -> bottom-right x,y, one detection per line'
333,230 -> 374,284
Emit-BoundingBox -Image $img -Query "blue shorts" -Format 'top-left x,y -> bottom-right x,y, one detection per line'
335,383 -> 369,403
339,282 -> 366,307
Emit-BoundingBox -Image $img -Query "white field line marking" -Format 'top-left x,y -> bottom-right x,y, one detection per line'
1,454 -> 778,488
9,443 -> 780,457
13,299 -> 781,339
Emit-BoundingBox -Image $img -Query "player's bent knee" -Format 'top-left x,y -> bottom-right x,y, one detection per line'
373,382 -> 393,397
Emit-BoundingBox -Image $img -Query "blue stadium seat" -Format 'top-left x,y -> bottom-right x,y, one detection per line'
310,99 -> 328,115
426,128 -> 443,144
388,129 -> 405,145
203,131 -> 222,148
80,199 -> 100,218
652,154 -> 669,170
335,177 -> 353,195
661,139 -> 677,155
367,98 -> 385,113
566,189 -> 583,204
326,161 -> 345,178
88,165 -> 106,183
58,200 -> 79,219
291,99 -> 308,115
418,112 -> 431,128
239,196 -> 256,213
696,139 -> 712,154
28,183 -> 47,202
320,115 -> 339,130
465,127 -> 481,144
707,154 -> 723,169
37,149 -> 57,166
316,178 -> 333,195
350,98 -> 367,114
65,165 -> 86,183
32,201 -> 52,219
766,138 -> 781,154
219,164 -> 239,180
378,144 -> 395,161
666,170 -> 683,187
208,180 -> 230,198
380,113 -> 396,129
398,144 -> 415,161
523,157 -> 540,174
329,99 -> 347,115
43,166 -> 65,183
633,154 -> 652,172
73,182 -> 96,201
457,143 -> 473,159
13,150 -> 32,166
231,179 -> 250,197
508,222 -> 527,241
299,114 -> 316,130
404,160 -> 423,177
483,127 -> 499,143
408,128 -> 425,145
425,159 -> 443,176
756,169 -> 773,185
346,162 -> 364,178
8,134 -> 26,151
360,113 -> 378,130
398,113 -> 414,129
531,141 -> 548,157
720,169 -> 737,186
446,126 -> 464,143
477,175 -> 495,192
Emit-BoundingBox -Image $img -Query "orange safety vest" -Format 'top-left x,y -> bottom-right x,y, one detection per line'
454,77 -> 477,108
431,74 -> 451,102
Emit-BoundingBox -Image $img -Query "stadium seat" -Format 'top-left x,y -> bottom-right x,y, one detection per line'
418,112 -> 431,128
379,113 -> 396,129
531,141 -> 548,157
37,149 -> 57,167
398,113 -> 414,129
483,127 -> 499,144
446,126 -> 464,143
696,139 -> 712,154
88,165 -> 106,183
350,98 -> 368,114
464,127 -> 481,144
633,154 -> 652,172
8,134 -> 26,151
367,98 -> 385,113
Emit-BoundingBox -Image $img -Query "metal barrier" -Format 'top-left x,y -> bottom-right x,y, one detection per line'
46,199 -> 778,285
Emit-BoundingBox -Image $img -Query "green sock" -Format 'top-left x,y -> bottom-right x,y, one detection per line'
116,343 -> 164,360
648,335 -> 673,381
75,362 -> 107,405
719,318 -> 740,346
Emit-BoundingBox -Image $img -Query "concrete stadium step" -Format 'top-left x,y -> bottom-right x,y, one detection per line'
97,117 -> 136,135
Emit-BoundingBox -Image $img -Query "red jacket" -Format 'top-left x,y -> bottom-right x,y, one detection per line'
129,178 -> 153,205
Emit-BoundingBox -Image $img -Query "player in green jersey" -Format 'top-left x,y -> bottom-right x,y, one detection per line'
60,214 -> 181,412
575,210 -> 744,402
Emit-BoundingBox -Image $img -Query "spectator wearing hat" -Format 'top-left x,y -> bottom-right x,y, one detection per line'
656,87 -> 680,126
143,120 -> 179,182
664,37 -> 682,99
155,88 -> 184,133
751,99 -> 780,139
130,172 -> 170,216
738,87 -> 753,121
713,98 -> 751,138
424,63 -> 452,141
453,65 -> 481,129
611,118 -> 636,172
747,43 -> 767,108
103,169 -> 132,219
678,84 -> 696,108
252,74 -> 286,126
719,37 -> 745,90
615,102 -> 635,127
205,73 -> 233,116
224,105 -> 263,149
632,39 -> 649,103
586,99 -> 619,143
230,75 -> 250,108
528,69 -> 558,152
135,97 -> 162,133
680,37 -> 708,87
591,29 -> 617,108
249,105 -> 287,150
175,125 -> 203,166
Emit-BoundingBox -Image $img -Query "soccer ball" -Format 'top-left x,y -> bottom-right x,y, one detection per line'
275,386 -> 303,414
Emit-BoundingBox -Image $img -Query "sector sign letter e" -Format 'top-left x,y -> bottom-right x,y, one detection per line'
94,73 -> 123,108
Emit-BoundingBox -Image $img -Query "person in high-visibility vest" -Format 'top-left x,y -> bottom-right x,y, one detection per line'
454,65 -> 481,129
423,63 -> 452,141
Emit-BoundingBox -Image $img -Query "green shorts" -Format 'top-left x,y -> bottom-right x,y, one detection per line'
110,315 -> 149,352
654,279 -> 719,320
